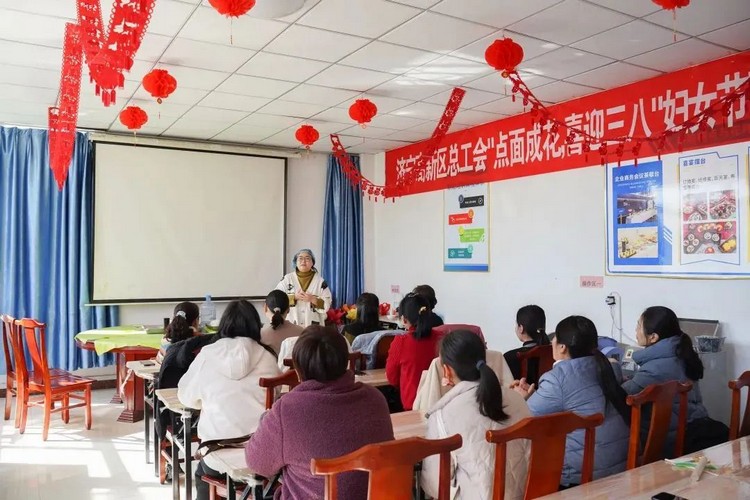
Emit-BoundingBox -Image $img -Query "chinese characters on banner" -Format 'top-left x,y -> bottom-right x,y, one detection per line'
385,52 -> 750,193
444,184 -> 489,272
605,142 -> 749,278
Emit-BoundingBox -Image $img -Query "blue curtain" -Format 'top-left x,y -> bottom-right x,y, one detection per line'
322,154 -> 364,308
0,126 -> 118,374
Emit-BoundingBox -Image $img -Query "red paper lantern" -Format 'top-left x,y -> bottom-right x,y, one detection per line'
209,0 -> 256,17
142,69 -> 177,104
652,0 -> 690,10
349,99 -> 378,127
295,125 -> 319,149
119,106 -> 148,130
485,38 -> 524,78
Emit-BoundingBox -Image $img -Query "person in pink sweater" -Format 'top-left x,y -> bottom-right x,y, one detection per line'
245,325 -> 394,499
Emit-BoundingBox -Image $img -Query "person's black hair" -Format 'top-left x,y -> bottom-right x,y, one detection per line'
355,292 -> 380,333
165,302 -> 199,343
218,300 -> 276,356
265,290 -> 290,330
440,330 -> 508,422
399,293 -> 432,340
554,316 -> 630,423
412,284 -> 438,309
516,305 -> 549,345
292,325 -> 348,382
641,306 -> 703,381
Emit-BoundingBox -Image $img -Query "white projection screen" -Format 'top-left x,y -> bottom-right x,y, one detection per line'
92,142 -> 286,303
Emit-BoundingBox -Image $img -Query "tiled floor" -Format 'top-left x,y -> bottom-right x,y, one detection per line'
0,389 -> 179,500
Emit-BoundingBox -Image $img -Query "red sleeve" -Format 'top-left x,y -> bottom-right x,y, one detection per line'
385,335 -> 403,386
245,405 -> 284,478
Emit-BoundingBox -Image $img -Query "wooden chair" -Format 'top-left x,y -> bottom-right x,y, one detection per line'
259,370 -> 300,409
626,380 -> 692,469
2,315 -> 20,425
312,434 -> 462,500
486,411 -> 604,500
432,324 -> 486,345
14,318 -> 94,441
729,371 -> 750,439
374,335 -> 396,369
283,351 -> 367,371
516,344 -> 554,382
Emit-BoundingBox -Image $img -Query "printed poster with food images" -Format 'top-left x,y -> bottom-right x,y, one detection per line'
606,141 -> 750,278
444,184 -> 489,272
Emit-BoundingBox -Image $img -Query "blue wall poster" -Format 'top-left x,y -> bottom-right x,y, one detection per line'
444,184 -> 489,272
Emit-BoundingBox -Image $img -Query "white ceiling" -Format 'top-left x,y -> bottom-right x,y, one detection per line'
0,0 -> 747,154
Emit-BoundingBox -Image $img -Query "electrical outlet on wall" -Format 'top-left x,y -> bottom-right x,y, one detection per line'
605,294 -> 616,305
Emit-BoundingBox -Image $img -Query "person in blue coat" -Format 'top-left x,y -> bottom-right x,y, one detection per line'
623,306 -> 726,454
513,316 -> 630,487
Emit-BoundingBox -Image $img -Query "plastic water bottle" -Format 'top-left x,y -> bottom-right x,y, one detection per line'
200,294 -> 216,328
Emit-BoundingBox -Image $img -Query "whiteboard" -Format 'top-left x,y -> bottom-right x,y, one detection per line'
92,142 -> 286,303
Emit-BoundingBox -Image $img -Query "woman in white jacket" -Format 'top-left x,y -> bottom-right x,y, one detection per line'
178,300 -> 280,500
276,248 -> 332,326
421,330 -> 530,500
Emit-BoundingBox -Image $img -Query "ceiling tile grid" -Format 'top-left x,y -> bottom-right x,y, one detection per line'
0,0 -> 744,152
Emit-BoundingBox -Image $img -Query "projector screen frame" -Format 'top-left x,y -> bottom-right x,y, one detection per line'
89,140 -> 288,305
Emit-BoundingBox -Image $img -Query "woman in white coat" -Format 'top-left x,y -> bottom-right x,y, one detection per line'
421,330 -> 530,500
276,248 -> 332,326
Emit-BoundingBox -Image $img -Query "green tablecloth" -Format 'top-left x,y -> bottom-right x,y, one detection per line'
75,325 -> 164,355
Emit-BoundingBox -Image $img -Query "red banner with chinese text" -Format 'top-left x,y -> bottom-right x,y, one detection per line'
385,51 -> 750,194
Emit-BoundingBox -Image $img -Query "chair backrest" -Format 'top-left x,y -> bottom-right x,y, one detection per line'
486,411 -> 604,500
729,371 -> 750,440
311,434 -> 462,500
626,380 -> 692,469
516,345 -> 554,381
432,324 -> 485,345
284,351 -> 366,371
374,335 -> 396,369
258,370 -> 300,409
1,315 -> 17,379
15,319 -> 51,382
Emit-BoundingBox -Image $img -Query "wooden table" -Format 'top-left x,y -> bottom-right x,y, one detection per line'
126,360 -> 161,471
355,368 -> 389,387
540,436 -> 750,499
155,388 -> 196,500
76,339 -> 158,423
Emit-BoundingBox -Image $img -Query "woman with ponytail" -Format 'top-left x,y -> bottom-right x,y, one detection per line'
513,316 -> 629,487
421,331 -> 529,500
624,306 -> 726,453
261,289 -> 304,355
386,293 -> 440,410
157,302 -> 200,362
504,305 -> 549,384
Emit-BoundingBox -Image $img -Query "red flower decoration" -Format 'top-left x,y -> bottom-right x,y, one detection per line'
349,99 -> 378,127
652,0 -> 690,9
295,125 -> 319,149
142,69 -> 177,104
208,0 -> 256,18
119,106 -> 148,130
326,308 -> 346,326
485,38 -> 524,78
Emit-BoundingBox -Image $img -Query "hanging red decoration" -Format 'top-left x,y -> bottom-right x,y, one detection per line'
651,0 -> 690,10
209,0 -> 256,17
349,99 -> 378,127
142,69 -> 177,104
485,38 -> 524,78
295,125 -> 319,149
119,106 -> 149,130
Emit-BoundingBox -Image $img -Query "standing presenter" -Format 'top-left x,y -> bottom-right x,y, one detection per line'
276,248 -> 332,327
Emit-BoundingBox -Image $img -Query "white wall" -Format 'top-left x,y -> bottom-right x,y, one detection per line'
119,152 -> 330,325
369,153 -> 750,382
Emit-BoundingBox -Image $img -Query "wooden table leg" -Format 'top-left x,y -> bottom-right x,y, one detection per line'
110,352 -> 123,404
116,350 -> 156,423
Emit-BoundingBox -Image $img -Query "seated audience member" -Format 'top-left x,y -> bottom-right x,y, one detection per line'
260,289 -> 304,355
422,330 -> 530,500
342,292 -> 381,344
245,325 -> 394,500
412,284 -> 444,329
178,300 -> 280,500
157,301 -> 200,363
623,306 -> 727,454
514,316 -> 630,487
386,293 -> 440,410
504,305 -> 549,385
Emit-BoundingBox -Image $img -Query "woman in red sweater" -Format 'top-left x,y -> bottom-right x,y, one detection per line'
386,293 -> 439,410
